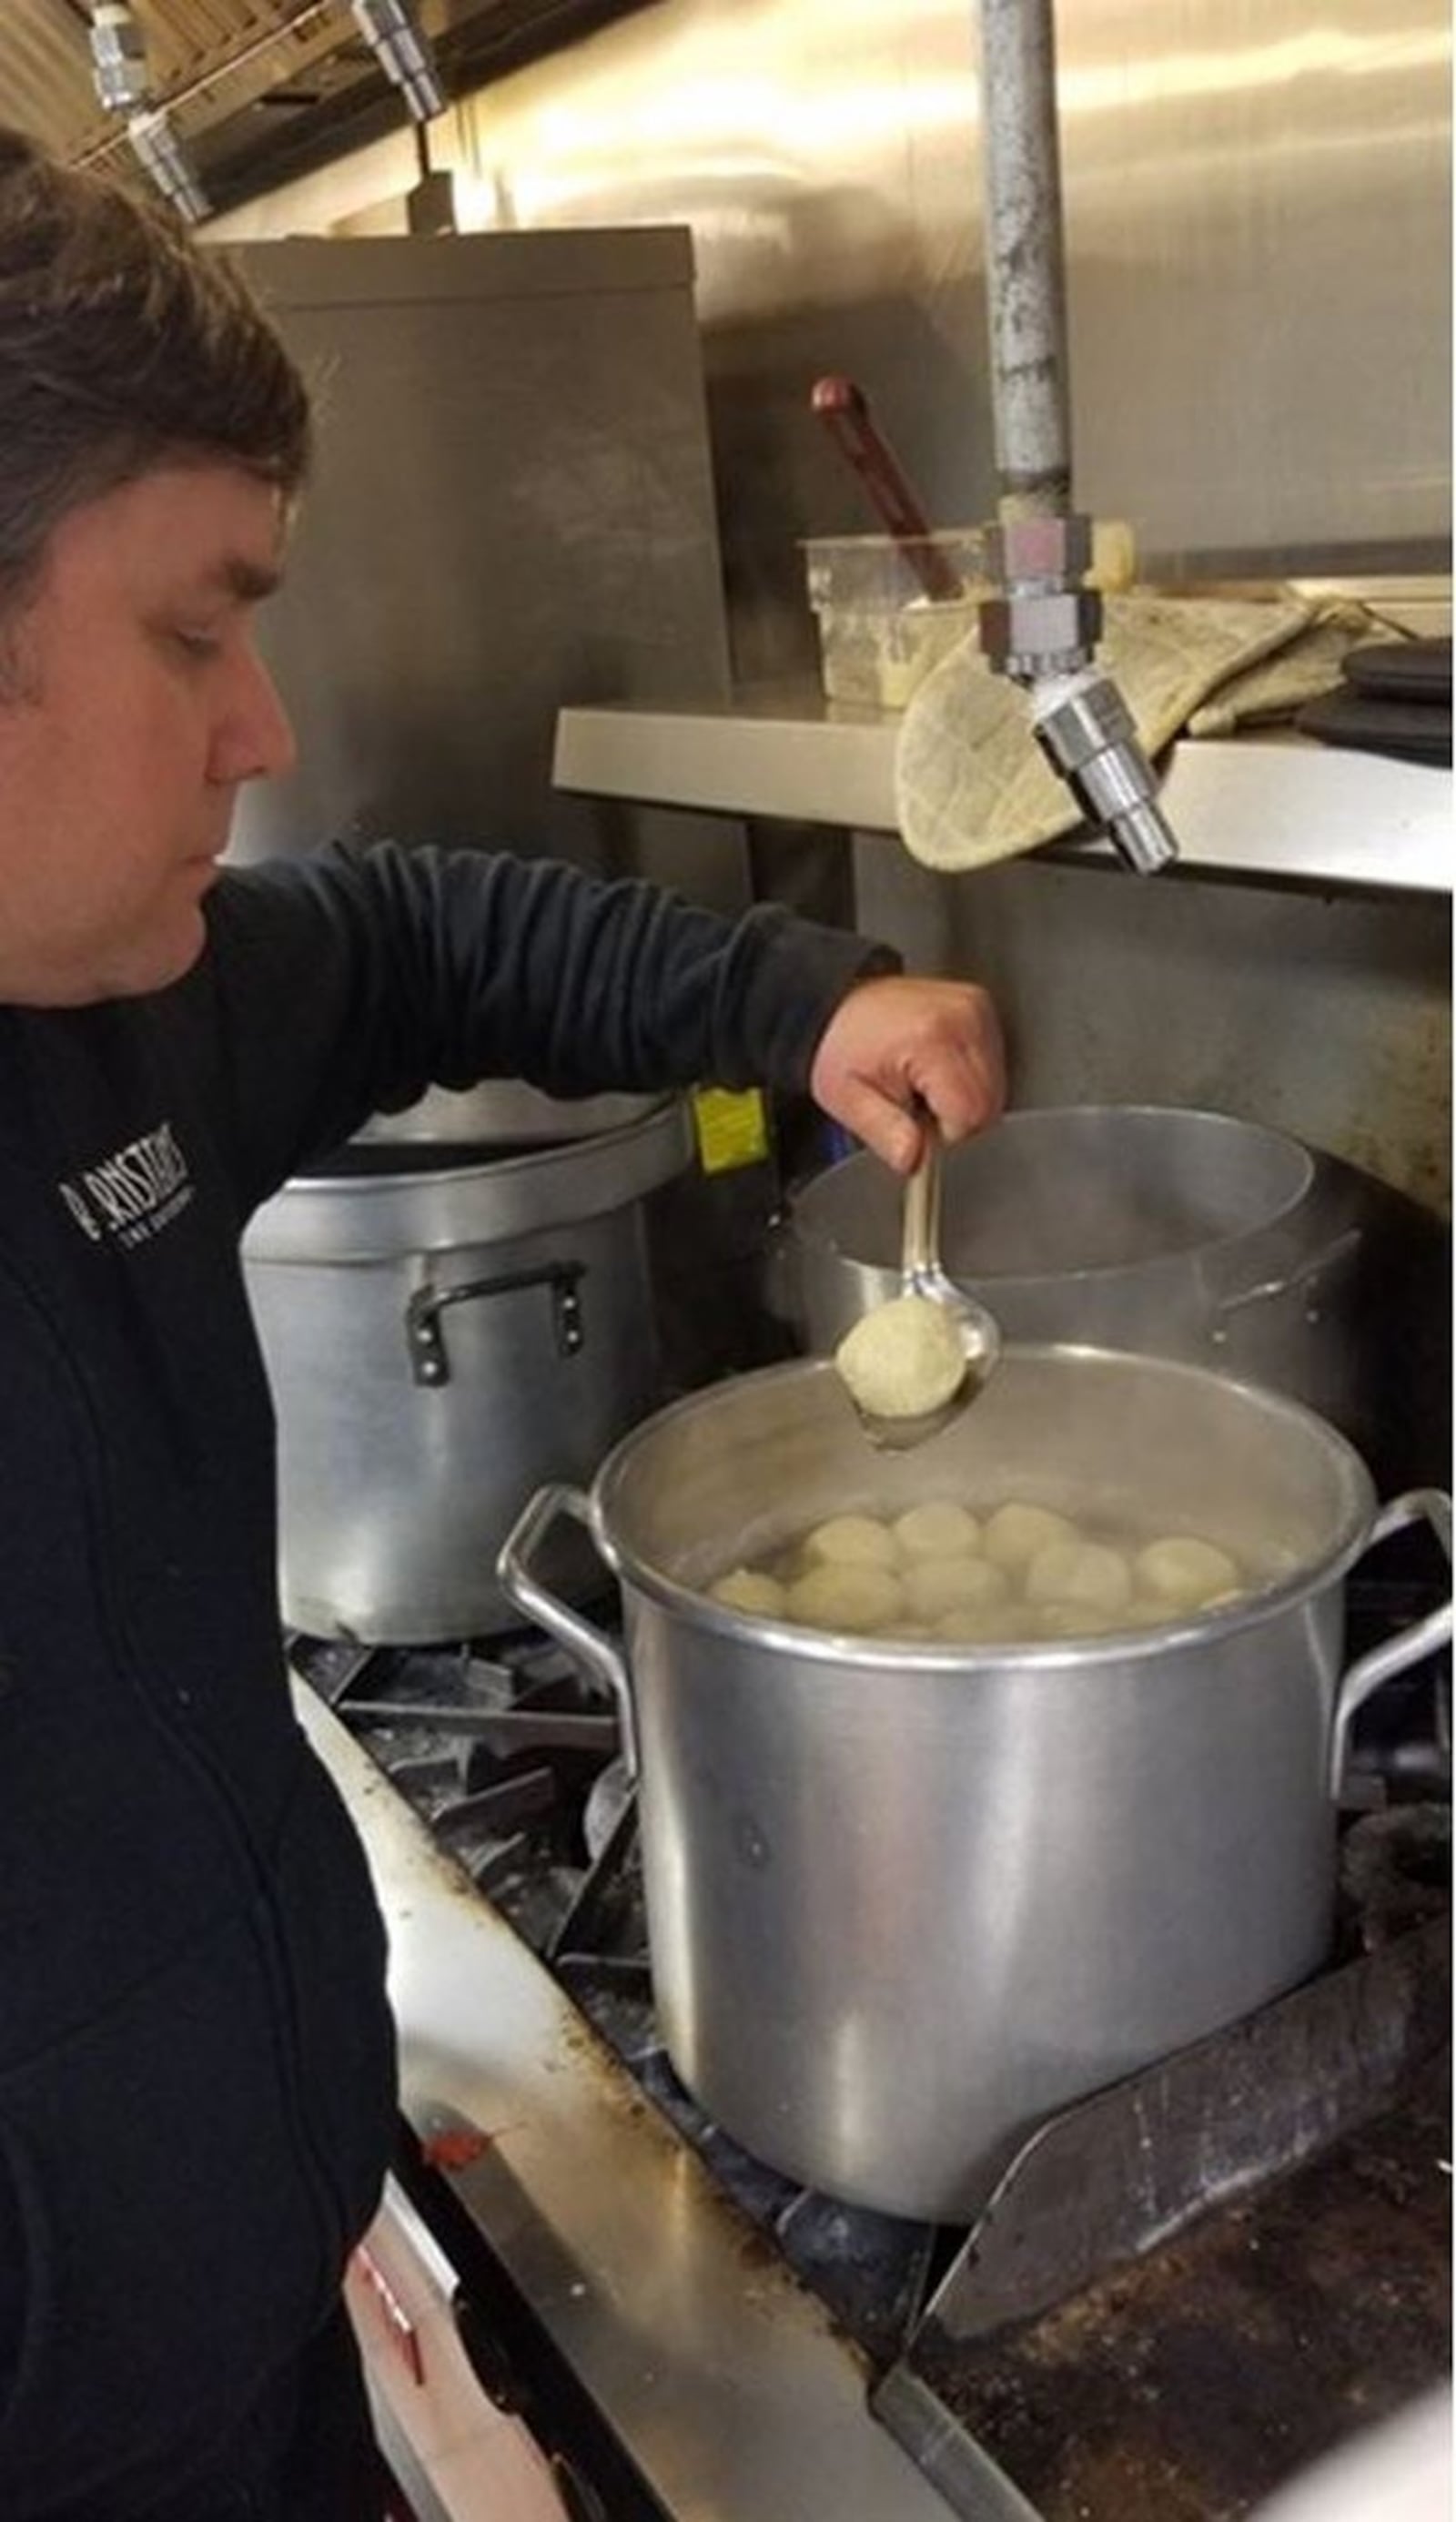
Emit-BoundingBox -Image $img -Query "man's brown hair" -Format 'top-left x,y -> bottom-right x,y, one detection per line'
0,127 -> 310,621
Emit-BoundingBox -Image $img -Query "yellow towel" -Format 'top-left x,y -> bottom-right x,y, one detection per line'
894,593 -> 1381,872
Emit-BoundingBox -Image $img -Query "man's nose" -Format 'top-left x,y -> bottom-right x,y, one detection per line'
209,643 -> 298,785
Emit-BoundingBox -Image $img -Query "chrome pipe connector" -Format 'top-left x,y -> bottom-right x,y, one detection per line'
126,107 -> 209,222
984,513 -> 1093,583
979,586 -> 1102,680
979,511 -> 1100,679
1029,672 -> 1178,875
89,5 -> 209,220
88,2 -> 148,113
351,0 -> 447,122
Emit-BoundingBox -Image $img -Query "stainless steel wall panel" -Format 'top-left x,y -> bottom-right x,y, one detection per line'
359,0 -> 1451,676
850,838 -> 1452,1215
225,229 -> 749,912
20,0 -> 1453,645
4,0 -> 109,164
1061,1 -> 1452,570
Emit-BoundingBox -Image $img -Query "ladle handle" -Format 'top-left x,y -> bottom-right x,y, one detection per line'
902,1127 -> 943,1279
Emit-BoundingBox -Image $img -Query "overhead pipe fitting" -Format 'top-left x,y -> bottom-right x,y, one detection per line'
975,0 -> 1177,875
88,4 -> 208,221
125,105 -> 209,224
88,0 -> 149,113
351,0 -> 448,124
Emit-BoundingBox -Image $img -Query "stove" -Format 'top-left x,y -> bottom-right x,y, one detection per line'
292,1597 -> 1451,2522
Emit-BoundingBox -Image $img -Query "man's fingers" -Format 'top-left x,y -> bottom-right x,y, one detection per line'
910,996 -> 1006,1140
909,1038 -> 1005,1141
820,1077 -> 923,1173
807,973 -> 1006,1170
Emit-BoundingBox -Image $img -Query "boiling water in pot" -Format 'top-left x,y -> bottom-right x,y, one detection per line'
709,1493 -> 1280,1646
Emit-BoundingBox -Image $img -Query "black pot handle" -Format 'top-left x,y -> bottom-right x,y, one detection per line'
405,1262 -> 584,1387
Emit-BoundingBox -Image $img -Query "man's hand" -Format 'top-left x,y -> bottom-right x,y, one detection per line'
808,975 -> 1006,1174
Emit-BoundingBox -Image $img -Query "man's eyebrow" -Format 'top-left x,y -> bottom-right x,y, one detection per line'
212,554 -> 284,603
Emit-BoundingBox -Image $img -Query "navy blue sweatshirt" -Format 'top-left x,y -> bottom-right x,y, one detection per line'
0,842 -> 893,2517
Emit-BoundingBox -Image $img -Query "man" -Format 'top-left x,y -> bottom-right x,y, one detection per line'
0,126 -> 1003,2521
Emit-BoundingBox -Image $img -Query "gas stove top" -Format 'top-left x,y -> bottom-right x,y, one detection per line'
293,1610 -> 1451,2522
292,1626 -> 943,2362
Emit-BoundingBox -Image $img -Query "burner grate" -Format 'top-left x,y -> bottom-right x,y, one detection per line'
290,1627 -> 622,1954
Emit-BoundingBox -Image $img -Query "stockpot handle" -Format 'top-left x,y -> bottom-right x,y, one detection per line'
1328,1488 -> 1453,1798
496,1483 -> 636,1778
1211,1226 -> 1362,1335
407,1264 -> 585,1389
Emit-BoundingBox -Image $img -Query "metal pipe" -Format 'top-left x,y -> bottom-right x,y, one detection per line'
973,0 -> 1178,873
977,0 -> 1072,518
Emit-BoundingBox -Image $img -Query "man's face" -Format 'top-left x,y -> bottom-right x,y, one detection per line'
0,461 -> 296,1006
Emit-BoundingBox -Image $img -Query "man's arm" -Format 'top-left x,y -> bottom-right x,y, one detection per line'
193,841 -> 1001,1204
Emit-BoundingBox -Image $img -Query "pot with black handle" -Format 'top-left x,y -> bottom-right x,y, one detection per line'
243,1089 -> 692,1641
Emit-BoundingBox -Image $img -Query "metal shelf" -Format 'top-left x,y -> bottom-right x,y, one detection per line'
554,688 -> 1452,896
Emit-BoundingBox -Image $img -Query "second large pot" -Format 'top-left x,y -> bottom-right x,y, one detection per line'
500,1350 -> 1451,2221
243,1091 -> 692,1641
775,1105 -> 1444,1485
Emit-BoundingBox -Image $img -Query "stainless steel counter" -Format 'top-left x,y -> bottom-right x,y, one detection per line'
297,1686 -> 983,2522
553,693 -> 1453,896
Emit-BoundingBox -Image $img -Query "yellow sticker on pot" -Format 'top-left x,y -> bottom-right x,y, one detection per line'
691,1087 -> 771,1175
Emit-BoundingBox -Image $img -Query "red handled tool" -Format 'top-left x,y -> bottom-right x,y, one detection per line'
810,376 -> 963,602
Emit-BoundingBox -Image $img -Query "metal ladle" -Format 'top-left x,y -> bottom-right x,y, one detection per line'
845,1127 -> 1002,1453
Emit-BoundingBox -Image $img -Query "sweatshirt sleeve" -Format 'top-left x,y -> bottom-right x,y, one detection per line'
188,841 -> 899,1207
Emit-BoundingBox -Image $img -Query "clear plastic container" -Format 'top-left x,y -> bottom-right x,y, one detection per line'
802,522 -> 1138,710
803,531 -> 988,709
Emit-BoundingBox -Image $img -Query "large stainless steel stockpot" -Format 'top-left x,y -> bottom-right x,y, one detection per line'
243,1092 -> 692,1642
500,1349 -> 1451,2222
774,1106 -> 1446,1487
